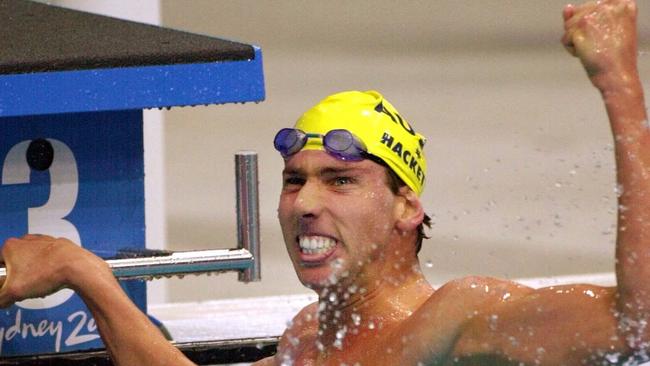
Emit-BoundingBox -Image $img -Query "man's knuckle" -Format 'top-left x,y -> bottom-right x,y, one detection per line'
3,238 -> 19,251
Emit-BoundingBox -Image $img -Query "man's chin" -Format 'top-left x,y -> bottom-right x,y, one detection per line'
296,267 -> 354,291
297,271 -> 334,289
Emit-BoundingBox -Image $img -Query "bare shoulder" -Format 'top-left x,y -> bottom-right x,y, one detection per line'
389,276 -> 534,364
433,275 -> 534,302
413,275 -> 536,321
284,301 -> 319,339
453,284 -> 622,365
274,301 -> 319,362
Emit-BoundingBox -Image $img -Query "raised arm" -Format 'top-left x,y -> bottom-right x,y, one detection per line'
563,0 -> 650,347
0,235 -> 195,365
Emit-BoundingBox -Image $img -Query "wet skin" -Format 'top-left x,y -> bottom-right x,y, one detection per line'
271,151 -> 627,366
275,149 -> 436,365
278,150 -> 414,292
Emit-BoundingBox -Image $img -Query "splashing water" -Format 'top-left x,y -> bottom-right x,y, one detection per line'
605,352 -> 620,364
329,292 -> 338,304
351,313 -> 361,326
488,314 -> 498,331
289,335 -> 300,346
335,326 -> 347,340
315,340 -> 325,352
281,353 -> 294,366
615,183 -> 624,197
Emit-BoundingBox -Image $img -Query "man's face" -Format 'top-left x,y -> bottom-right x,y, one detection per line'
278,150 -> 401,291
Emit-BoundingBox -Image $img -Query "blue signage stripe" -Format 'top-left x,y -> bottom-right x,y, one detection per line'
0,47 -> 265,118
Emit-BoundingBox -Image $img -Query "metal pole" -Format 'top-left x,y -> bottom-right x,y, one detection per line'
0,248 -> 255,281
235,151 -> 261,282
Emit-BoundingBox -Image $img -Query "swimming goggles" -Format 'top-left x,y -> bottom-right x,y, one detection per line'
274,128 -> 369,161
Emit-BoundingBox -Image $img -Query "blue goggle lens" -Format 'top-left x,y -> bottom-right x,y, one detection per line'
274,128 -> 367,161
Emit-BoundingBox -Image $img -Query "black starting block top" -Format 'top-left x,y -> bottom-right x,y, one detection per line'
0,0 -> 265,117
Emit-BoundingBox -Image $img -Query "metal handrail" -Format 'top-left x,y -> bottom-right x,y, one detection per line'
0,151 -> 262,282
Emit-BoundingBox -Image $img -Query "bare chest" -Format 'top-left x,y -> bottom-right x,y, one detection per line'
284,327 -> 408,366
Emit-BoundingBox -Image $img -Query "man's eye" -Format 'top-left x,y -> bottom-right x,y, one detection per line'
333,176 -> 354,186
284,176 -> 305,186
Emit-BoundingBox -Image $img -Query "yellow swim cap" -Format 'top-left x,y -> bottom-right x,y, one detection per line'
294,90 -> 427,195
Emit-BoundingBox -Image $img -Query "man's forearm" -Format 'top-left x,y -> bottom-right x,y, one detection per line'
71,262 -> 194,365
605,72 -> 650,344
562,0 -> 650,347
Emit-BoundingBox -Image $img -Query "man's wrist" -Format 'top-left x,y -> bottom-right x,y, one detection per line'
592,65 -> 641,94
65,251 -> 116,297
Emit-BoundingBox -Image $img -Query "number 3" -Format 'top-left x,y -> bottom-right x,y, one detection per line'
2,139 -> 81,309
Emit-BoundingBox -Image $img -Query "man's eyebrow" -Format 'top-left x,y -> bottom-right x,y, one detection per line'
321,167 -> 351,174
320,166 -> 364,176
282,167 -> 302,175
281,166 -> 364,176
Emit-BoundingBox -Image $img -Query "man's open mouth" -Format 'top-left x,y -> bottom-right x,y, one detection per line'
299,235 -> 336,255
296,235 -> 340,265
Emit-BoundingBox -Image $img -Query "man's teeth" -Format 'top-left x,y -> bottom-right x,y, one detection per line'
299,236 -> 336,255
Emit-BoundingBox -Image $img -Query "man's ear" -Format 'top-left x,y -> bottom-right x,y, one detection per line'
395,186 -> 424,232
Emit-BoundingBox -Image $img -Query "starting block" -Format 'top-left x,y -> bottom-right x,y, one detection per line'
0,0 -> 264,357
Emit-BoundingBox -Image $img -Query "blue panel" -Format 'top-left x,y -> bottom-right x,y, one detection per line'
0,111 -> 145,356
0,47 -> 264,117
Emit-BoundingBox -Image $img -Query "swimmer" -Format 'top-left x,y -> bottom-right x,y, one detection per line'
0,0 -> 646,364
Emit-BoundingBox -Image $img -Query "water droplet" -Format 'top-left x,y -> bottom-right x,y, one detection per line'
316,340 -> 325,352
333,339 -> 343,350
605,352 -> 620,363
425,260 -> 433,268
281,352 -> 294,366
489,314 -> 498,331
643,120 -> 650,130
615,184 -> 624,197
368,321 -> 375,330
351,313 -> 361,326
508,335 -> 519,346
289,335 -> 300,346
329,292 -> 338,304
336,326 -> 347,339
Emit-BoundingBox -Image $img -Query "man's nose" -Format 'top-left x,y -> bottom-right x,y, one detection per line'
294,179 -> 324,218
